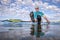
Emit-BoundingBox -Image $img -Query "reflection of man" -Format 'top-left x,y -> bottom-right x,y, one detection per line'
30,5 -> 50,24
30,23 -> 45,37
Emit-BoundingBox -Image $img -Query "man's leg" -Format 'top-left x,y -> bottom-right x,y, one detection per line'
37,15 -> 41,24
30,12 -> 35,22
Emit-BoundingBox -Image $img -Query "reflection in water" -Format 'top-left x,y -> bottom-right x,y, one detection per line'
30,23 -> 50,38
45,24 -> 50,32
30,23 -> 43,37
30,23 -> 43,40
30,24 -> 35,36
0,22 -> 60,40
36,24 -> 42,37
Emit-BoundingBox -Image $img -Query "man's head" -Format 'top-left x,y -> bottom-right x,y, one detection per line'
35,6 -> 39,11
35,7 -> 39,11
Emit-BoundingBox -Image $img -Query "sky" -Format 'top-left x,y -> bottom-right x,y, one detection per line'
0,0 -> 60,22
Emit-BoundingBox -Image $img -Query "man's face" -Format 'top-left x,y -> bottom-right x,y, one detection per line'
35,8 -> 39,11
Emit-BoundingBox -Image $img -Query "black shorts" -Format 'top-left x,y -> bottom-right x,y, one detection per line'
30,12 -> 41,24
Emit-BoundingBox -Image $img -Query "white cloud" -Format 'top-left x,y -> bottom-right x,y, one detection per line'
10,3 -> 17,8
16,0 -> 33,6
1,0 -> 11,5
0,0 -> 60,21
55,0 -> 60,2
46,5 -> 60,13
33,2 -> 60,13
39,2 -> 60,13
45,0 -> 51,2
0,4 -> 31,20
33,1 -> 60,21
54,13 -> 60,17
16,0 -> 22,5
52,0 -> 60,3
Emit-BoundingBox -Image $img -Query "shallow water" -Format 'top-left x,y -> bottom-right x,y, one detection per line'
0,22 -> 60,40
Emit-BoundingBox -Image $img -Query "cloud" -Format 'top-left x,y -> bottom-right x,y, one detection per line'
0,0 -> 60,21
52,0 -> 60,3
41,2 -> 60,19
1,0 -> 11,5
16,0 -> 22,5
54,13 -> 60,17
37,2 -> 60,13
15,0 -> 33,6
33,1 -> 60,13
33,1 -> 60,21
0,3 -> 31,20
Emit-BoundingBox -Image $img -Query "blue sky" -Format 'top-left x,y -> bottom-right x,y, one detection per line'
0,0 -> 60,22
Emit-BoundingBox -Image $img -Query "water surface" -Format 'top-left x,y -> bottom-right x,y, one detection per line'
0,22 -> 60,40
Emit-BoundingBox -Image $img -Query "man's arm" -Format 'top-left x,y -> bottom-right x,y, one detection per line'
43,15 -> 50,24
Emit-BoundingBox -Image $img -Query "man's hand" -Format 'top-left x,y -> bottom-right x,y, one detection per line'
47,20 -> 50,24
43,16 -> 50,24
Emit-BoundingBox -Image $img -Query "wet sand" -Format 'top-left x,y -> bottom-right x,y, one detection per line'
0,24 -> 60,40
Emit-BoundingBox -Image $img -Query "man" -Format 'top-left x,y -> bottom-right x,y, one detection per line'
30,5 -> 50,24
